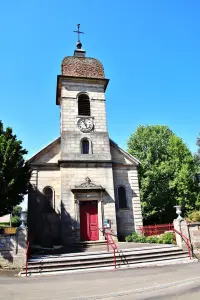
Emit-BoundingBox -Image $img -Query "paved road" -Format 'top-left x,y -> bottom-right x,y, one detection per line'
0,262 -> 200,299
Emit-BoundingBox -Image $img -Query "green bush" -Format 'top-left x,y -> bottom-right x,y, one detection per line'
161,232 -> 175,244
0,205 -> 23,228
186,211 -> 200,223
125,231 -> 175,244
131,233 -> 147,243
125,235 -> 133,242
146,235 -> 160,243
125,232 -> 150,243
0,222 -> 10,228
11,215 -> 21,227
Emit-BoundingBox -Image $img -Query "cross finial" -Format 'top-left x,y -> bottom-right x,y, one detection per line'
73,24 -> 84,49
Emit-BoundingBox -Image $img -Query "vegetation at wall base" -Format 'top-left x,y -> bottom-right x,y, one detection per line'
125,232 -> 175,244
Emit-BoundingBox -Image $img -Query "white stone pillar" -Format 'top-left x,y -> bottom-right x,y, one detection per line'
13,227 -> 28,269
173,219 -> 190,251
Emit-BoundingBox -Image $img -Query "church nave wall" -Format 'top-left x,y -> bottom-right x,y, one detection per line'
113,167 -> 143,239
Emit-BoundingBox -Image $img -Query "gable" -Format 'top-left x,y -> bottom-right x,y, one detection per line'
110,139 -> 139,166
28,137 -> 139,166
29,137 -> 61,164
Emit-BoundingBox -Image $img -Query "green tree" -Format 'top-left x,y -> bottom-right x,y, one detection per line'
0,121 -> 31,216
127,125 -> 199,224
11,205 -> 22,227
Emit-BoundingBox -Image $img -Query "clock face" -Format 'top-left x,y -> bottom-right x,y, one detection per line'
77,118 -> 93,132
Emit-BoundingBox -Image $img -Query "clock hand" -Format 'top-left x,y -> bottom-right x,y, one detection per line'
84,119 -> 88,128
80,120 -> 85,128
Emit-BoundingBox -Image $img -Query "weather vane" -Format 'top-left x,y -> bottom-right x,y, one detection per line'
73,24 -> 84,44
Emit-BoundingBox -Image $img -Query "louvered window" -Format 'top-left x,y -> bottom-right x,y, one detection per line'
78,94 -> 90,116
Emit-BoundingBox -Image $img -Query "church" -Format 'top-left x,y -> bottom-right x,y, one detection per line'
28,30 -> 143,247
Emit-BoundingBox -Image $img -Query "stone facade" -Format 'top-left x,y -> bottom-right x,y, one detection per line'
28,46 -> 143,247
60,81 -> 110,161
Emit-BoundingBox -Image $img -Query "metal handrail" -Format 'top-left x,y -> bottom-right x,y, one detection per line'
105,230 -> 117,269
26,240 -> 30,277
173,228 -> 192,259
99,227 -> 118,269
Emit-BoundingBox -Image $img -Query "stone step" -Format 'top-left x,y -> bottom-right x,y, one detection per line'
29,240 -> 107,256
20,257 -> 197,277
20,255 -> 194,276
29,244 -> 180,260
76,240 -> 107,246
28,245 -> 183,263
19,244 -> 195,277
25,252 -> 188,270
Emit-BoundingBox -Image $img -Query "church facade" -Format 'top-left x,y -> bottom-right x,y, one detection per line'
28,42 -> 143,247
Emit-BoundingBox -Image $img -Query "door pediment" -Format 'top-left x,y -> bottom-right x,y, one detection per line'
75,192 -> 101,201
71,177 -> 105,194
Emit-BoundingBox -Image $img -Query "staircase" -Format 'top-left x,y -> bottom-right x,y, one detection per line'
19,243 -> 197,277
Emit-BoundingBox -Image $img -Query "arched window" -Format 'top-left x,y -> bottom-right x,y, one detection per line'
118,186 -> 127,209
81,139 -> 90,154
78,94 -> 90,116
43,187 -> 54,212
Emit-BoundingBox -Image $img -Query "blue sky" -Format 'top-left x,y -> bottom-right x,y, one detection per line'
0,0 -> 200,158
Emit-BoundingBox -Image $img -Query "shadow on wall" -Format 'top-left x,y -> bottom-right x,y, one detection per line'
28,185 -> 88,254
113,165 -> 136,241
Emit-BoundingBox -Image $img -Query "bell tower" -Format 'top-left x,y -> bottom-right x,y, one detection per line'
56,30 -> 111,162
56,26 -> 117,244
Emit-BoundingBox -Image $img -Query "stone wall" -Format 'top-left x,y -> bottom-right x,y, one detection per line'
0,228 -> 27,269
60,81 -> 111,161
37,169 -> 61,212
60,163 -> 117,244
61,132 -> 111,161
188,223 -> 200,251
173,219 -> 200,253
61,81 -> 107,132
113,165 -> 143,239
28,169 -> 61,246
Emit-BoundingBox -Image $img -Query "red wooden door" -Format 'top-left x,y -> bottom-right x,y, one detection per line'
89,203 -> 99,241
80,201 -> 99,241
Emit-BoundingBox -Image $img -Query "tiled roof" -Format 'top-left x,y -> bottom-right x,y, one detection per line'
61,56 -> 105,78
